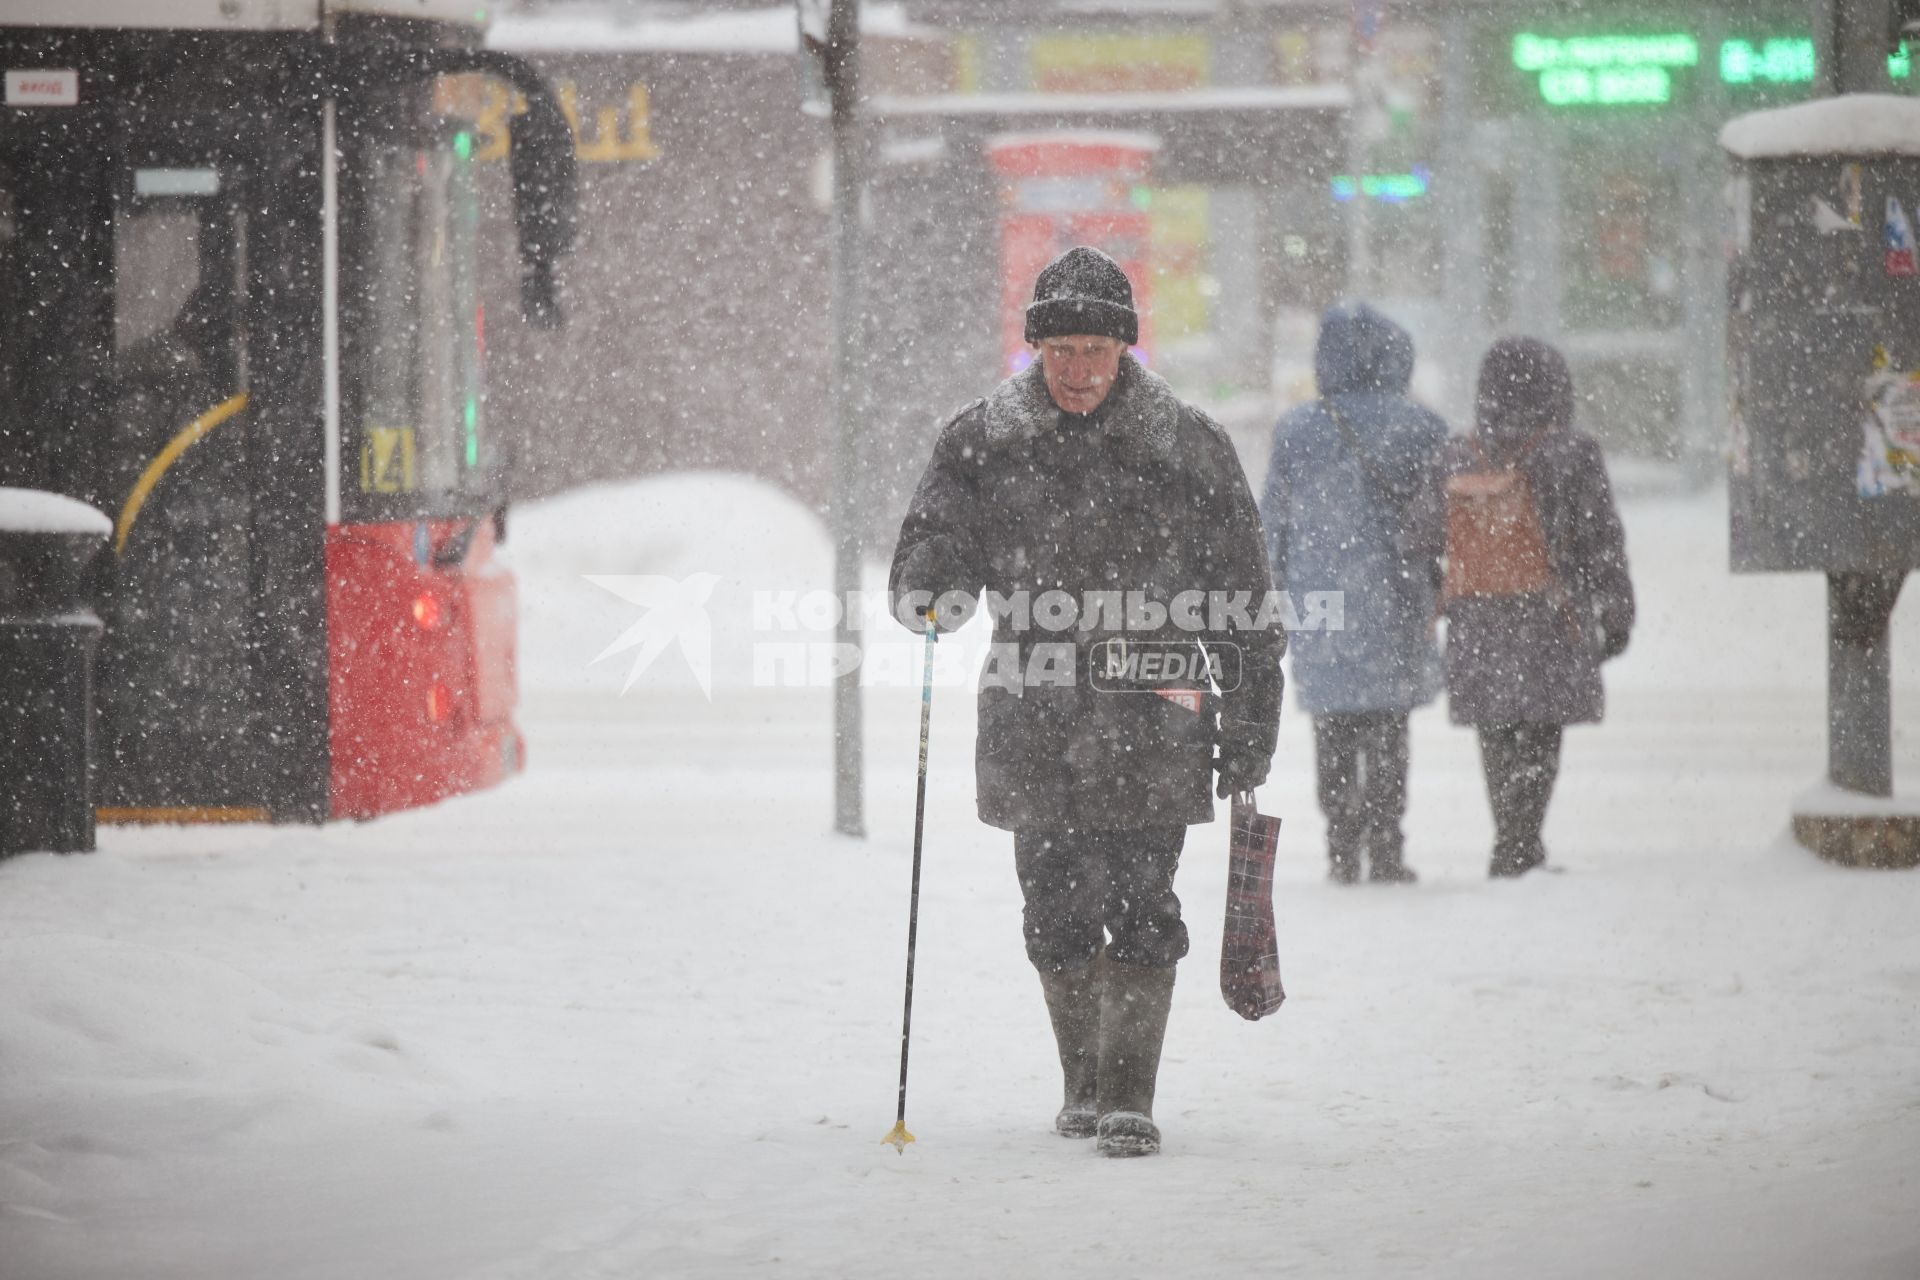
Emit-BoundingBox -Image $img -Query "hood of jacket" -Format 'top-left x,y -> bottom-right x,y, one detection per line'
1313,302 -> 1414,398
1475,335 -> 1574,445
979,351 -> 1181,463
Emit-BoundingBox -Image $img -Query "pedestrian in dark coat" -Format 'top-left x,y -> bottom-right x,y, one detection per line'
889,246 -> 1283,1158
1259,303 -> 1447,884
1442,337 -> 1635,877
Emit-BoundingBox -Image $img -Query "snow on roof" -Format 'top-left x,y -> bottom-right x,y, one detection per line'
880,135 -> 949,165
1720,94 -> 1920,160
870,84 -> 1350,120
0,0 -> 488,31
983,130 -> 1163,154
488,3 -> 933,54
0,488 -> 111,538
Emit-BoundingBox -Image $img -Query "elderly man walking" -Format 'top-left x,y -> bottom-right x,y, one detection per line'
889,246 -> 1283,1157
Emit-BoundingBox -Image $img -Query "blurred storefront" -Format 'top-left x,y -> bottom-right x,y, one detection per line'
1369,2 -> 1911,477
482,1 -> 1918,515
1426,3 -> 1915,480
484,3 -> 1346,534
909,1 -> 1916,479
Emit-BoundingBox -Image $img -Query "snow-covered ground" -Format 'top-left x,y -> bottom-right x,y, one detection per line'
2,475 -> 1918,1279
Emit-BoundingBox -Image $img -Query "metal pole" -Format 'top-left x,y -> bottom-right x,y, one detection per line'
1822,0 -> 1897,95
1812,0 -> 1843,96
1818,0 -> 1905,800
1828,573 -> 1903,797
1344,17 -> 1373,292
825,0 -> 866,837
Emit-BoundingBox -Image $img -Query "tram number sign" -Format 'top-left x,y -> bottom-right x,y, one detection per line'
360,426 -> 417,495
5,69 -> 79,107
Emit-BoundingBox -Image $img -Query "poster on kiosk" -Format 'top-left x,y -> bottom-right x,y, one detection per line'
985,132 -> 1158,376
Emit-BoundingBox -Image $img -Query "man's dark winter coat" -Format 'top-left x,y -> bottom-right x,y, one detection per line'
1442,337 -> 1635,726
1259,304 -> 1448,716
890,354 -> 1284,832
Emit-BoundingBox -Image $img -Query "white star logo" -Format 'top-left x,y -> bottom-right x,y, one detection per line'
584,573 -> 720,698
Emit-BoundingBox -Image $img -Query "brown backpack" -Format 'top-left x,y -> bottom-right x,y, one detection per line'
1444,435 -> 1555,601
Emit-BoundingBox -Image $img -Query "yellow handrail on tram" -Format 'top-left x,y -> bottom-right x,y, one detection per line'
114,391 -> 250,557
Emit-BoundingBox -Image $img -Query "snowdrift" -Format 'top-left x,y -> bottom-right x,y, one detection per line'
0,932 -> 444,1223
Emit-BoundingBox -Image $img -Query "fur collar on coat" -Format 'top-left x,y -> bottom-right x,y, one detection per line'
978,353 -> 1182,465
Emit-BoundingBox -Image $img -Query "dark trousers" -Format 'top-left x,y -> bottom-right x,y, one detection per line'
1476,723 -> 1564,873
1313,712 -> 1410,872
1014,826 -> 1189,972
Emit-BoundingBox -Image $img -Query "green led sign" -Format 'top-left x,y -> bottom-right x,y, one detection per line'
1512,33 -> 1698,73
1720,38 -> 1815,86
1542,66 -> 1673,105
1720,37 -> 1911,86
1512,32 -> 1697,107
1515,31 -> 1917,107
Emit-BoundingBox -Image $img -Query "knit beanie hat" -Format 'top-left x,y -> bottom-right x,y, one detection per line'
1024,246 -> 1139,345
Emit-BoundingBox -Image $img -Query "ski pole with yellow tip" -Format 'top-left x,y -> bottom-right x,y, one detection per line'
882,617 -> 938,1153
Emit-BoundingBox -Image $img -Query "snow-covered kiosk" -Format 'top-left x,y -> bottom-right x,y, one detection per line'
1720,94 -> 1920,867
0,489 -> 110,856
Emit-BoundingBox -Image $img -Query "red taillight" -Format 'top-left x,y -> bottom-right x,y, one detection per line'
426,684 -> 451,722
412,593 -> 442,630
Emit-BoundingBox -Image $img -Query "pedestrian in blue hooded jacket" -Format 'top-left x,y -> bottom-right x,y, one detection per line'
1258,303 -> 1448,884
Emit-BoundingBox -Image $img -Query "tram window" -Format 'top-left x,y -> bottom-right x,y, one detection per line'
109,194 -> 245,508
114,210 -> 202,353
133,168 -> 220,199
350,109 -> 490,513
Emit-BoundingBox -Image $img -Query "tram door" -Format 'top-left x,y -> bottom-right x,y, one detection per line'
0,105 -> 289,817
4,26 -> 572,824
97,146 -> 262,814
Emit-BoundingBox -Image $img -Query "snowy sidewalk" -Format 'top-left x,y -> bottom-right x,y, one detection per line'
2,484 -> 1918,1278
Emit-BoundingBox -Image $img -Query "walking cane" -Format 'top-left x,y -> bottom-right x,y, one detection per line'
882,618 -> 938,1153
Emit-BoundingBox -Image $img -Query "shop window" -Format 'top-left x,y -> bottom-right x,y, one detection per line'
1561,159 -> 1683,331
1484,173 -> 1515,327
1573,358 -> 1682,459
1352,161 -> 1443,299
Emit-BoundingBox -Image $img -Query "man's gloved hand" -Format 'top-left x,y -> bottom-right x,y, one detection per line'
1599,623 -> 1630,662
897,540 -> 954,590
891,538 -> 976,636
1214,715 -> 1275,799
1214,746 -> 1271,800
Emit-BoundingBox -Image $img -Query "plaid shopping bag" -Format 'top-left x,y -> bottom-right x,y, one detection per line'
1220,792 -> 1285,1021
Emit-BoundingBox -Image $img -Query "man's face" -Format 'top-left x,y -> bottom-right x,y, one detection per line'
1037,335 -> 1127,415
